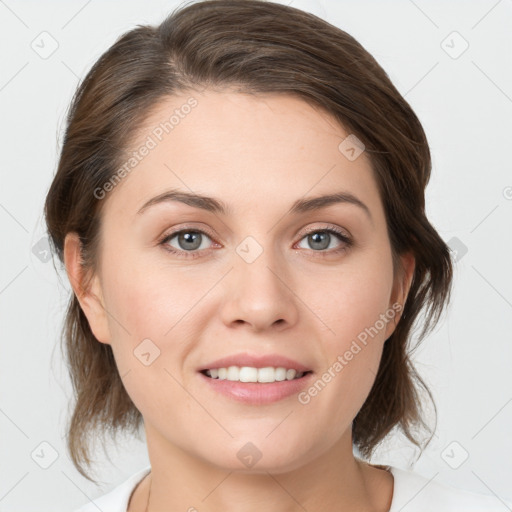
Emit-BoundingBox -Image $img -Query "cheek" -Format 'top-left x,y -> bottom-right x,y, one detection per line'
306,250 -> 394,346
297,252 -> 395,429
100,254 -> 214,379
99,265 -> 195,417
102,250 -> 200,338
103,275 -> 168,340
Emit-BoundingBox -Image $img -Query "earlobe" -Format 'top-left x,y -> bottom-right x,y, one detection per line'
63,232 -> 111,344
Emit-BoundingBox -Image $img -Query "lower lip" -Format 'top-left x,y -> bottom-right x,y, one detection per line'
198,371 -> 314,404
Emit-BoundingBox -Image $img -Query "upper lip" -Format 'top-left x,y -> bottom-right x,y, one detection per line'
199,353 -> 312,373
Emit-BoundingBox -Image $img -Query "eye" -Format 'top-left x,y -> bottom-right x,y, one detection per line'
159,229 -> 215,258
295,227 -> 353,255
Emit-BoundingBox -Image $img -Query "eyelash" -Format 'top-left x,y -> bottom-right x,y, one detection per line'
158,224 -> 353,260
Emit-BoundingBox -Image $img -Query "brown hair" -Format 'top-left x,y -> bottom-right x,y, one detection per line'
44,0 -> 452,483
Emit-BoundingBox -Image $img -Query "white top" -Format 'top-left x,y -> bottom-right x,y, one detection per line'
74,464 -> 512,512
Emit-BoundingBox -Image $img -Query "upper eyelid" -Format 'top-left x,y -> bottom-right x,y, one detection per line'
300,224 -> 351,237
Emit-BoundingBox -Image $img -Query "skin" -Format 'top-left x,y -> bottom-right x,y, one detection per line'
64,89 -> 415,511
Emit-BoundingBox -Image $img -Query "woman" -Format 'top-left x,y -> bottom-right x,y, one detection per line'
44,0 -> 512,510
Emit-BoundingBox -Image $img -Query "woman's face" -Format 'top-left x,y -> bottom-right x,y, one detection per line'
69,89 -> 413,473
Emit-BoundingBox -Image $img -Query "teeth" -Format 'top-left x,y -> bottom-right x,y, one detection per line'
204,366 -> 306,383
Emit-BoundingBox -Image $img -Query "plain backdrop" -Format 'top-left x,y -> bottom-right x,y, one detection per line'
1,0 -> 511,510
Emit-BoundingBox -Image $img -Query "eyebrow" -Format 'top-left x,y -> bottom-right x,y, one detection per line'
136,188 -> 372,221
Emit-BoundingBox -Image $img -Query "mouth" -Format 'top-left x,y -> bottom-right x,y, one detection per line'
199,367 -> 314,383
198,366 -> 315,404
197,353 -> 314,404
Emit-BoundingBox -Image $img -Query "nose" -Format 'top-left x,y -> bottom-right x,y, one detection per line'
219,245 -> 300,333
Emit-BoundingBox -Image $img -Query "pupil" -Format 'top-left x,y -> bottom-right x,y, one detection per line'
310,232 -> 329,250
180,231 -> 201,250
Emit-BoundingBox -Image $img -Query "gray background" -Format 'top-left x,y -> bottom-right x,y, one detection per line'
1,0 -> 511,510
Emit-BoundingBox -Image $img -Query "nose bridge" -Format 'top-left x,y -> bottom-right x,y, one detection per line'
220,233 -> 299,331
237,236 -> 282,293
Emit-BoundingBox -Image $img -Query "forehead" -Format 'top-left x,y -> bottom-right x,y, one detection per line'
102,89 -> 383,224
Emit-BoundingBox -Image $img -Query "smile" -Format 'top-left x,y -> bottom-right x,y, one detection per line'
198,368 -> 314,405
201,366 -> 311,382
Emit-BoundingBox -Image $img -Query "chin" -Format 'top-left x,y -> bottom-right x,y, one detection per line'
201,440 -> 313,475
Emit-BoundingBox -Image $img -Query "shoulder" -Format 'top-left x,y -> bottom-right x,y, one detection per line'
72,466 -> 151,512
387,465 -> 512,511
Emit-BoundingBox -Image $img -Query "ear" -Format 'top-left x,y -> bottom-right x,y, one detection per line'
384,251 -> 415,340
63,232 -> 111,345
